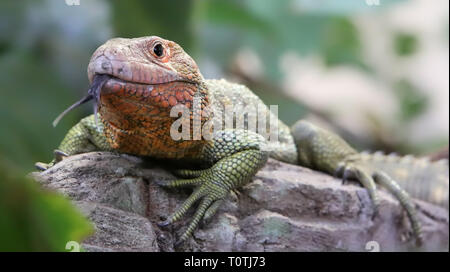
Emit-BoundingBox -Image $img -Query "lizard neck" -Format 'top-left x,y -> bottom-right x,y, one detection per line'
99,78 -> 211,159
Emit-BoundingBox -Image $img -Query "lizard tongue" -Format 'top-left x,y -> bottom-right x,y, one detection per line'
52,74 -> 111,127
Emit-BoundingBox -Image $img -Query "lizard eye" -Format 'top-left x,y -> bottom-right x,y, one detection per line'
153,43 -> 165,58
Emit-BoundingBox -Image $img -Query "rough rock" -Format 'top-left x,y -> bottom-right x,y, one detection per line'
31,152 -> 449,252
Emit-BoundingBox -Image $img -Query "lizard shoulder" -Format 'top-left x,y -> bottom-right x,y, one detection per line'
204,78 -> 266,110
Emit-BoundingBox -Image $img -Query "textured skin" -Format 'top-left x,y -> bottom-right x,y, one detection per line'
37,36 -> 449,246
357,152 -> 449,208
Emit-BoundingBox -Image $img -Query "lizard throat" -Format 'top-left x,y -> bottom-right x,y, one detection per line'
98,76 -> 211,159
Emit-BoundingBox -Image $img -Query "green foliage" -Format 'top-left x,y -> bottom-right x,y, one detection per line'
320,17 -> 367,69
0,50 -> 83,173
0,159 -> 93,251
394,32 -> 419,57
0,0 -> 107,173
394,79 -> 428,122
196,0 -> 273,35
195,0 -> 375,124
197,0 -> 368,82
111,0 -> 195,51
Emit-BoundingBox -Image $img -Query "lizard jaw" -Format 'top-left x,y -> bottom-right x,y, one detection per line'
98,75 -> 200,130
99,74 -> 198,107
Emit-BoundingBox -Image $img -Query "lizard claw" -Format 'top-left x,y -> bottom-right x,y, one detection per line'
155,156 -> 243,244
157,220 -> 171,227
54,149 -> 69,162
35,150 -> 69,171
334,163 -> 345,178
35,162 -> 50,171
154,137 -> 267,245
337,162 -> 422,244
336,162 -> 379,211
341,167 -> 354,185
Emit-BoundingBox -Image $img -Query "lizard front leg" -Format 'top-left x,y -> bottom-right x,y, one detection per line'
156,130 -> 268,244
35,114 -> 111,170
291,120 -> 423,245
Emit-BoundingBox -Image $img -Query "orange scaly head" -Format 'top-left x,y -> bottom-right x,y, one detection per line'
87,36 -> 210,159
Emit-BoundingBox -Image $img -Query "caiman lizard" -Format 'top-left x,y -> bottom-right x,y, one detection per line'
36,36 -> 449,246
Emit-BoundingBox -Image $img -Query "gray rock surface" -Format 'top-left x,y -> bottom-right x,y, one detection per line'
31,152 -> 449,252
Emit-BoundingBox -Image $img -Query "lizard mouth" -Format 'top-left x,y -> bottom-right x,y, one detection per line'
52,73 -> 197,127
99,73 -> 198,111
99,73 -> 188,95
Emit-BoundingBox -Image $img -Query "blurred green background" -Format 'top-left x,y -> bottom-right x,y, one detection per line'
0,0 -> 448,251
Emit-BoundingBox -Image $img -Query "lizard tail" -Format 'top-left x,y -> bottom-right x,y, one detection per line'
358,151 -> 449,208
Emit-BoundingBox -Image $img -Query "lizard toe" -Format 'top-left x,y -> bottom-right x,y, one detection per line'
35,162 -> 50,171
157,220 -> 171,228
54,149 -> 69,162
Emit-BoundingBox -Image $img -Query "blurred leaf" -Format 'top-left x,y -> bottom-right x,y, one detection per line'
320,17 -> 367,69
0,50 -> 85,173
394,32 -> 418,57
111,0 -> 195,51
196,0 -> 273,35
0,159 -> 93,251
394,79 -> 428,121
198,0 -> 369,82
0,0 -> 112,173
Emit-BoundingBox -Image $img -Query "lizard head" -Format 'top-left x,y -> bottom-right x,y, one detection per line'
84,36 -> 209,158
85,35 -> 210,128
87,36 -> 204,86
